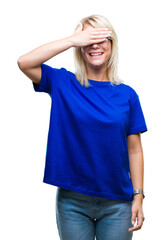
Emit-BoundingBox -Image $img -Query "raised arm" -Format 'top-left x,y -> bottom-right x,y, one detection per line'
17,23 -> 111,84
17,37 -> 74,84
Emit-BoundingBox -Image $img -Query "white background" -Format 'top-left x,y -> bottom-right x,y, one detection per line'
1,0 -> 164,239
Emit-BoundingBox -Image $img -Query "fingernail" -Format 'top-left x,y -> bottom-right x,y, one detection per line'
132,221 -> 135,226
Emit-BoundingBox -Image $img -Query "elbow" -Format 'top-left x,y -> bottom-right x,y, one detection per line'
17,55 -> 30,71
17,56 -> 25,70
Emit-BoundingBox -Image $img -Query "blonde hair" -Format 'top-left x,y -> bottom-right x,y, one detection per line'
73,14 -> 123,87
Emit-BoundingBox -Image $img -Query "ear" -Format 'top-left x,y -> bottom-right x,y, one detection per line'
75,22 -> 83,33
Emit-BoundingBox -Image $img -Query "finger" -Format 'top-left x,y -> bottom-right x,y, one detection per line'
92,28 -> 112,32
128,223 -> 142,232
91,34 -> 112,42
92,30 -> 112,36
137,215 -> 144,229
92,31 -> 112,35
91,34 -> 112,40
79,22 -> 83,30
91,27 -> 111,31
89,38 -> 111,44
128,217 -> 144,232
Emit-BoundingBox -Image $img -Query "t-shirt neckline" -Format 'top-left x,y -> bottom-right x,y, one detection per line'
88,79 -> 112,87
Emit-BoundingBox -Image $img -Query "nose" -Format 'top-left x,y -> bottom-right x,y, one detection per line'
90,43 -> 100,48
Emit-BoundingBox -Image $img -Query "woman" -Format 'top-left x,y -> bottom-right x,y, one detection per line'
18,14 -> 147,240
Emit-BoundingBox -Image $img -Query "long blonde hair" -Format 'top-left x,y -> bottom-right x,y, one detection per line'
73,14 -> 123,87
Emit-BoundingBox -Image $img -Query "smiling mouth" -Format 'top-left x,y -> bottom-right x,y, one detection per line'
89,52 -> 104,57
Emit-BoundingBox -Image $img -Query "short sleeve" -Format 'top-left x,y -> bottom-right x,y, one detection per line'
127,88 -> 148,136
32,64 -> 54,94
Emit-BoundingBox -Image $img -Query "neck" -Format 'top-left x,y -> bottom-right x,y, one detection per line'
87,65 -> 109,82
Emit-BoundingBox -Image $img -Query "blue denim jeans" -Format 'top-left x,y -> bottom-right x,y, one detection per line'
56,187 -> 133,240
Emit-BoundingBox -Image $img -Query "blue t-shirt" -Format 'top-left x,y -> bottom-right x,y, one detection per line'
32,63 -> 148,201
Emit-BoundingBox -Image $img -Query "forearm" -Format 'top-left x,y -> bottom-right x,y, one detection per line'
129,151 -> 144,202
18,36 -> 74,69
18,25 -> 111,70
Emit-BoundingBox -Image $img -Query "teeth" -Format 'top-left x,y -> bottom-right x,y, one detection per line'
90,53 -> 102,56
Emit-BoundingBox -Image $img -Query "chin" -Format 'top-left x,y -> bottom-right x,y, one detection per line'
87,61 -> 107,69
86,57 -> 109,68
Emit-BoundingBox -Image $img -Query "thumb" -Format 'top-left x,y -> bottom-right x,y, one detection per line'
75,22 -> 83,33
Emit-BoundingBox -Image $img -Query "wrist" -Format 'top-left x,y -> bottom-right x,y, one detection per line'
133,189 -> 145,202
133,193 -> 143,202
67,35 -> 77,48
